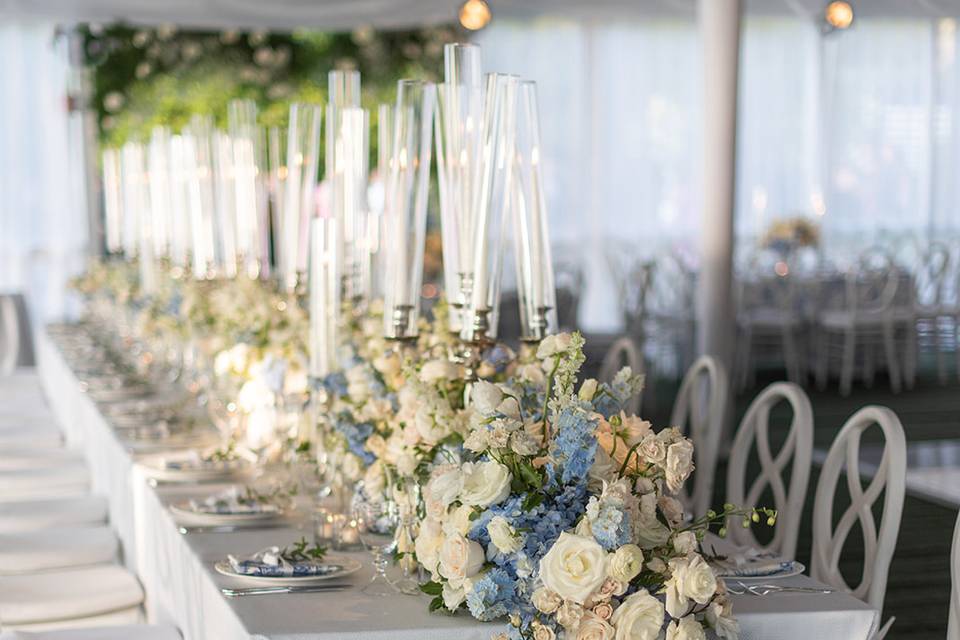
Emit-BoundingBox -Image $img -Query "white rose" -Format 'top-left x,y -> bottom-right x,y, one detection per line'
577,612 -> 615,640
635,493 -> 671,549
415,406 -> 450,445
537,333 -> 573,358
396,451 -> 418,477
442,581 -> 466,610
609,589 -> 665,640
638,434 -> 666,465
672,531 -> 697,555
244,404 -> 277,450
705,599 -> 740,639
665,439 -> 695,493
363,461 -> 385,499
459,461 -> 511,508
424,466 -> 462,519
420,359 -> 459,383
531,621 -> 557,640
578,378 -> 599,401
539,532 -> 609,604
373,352 -> 401,377
487,516 -> 523,554
414,518 -> 444,574
365,434 -> 387,458
237,378 -> 274,412
665,616 -> 706,640
557,600 -> 585,630
665,555 -> 717,618
438,533 -> 485,586
658,496 -> 685,526
283,366 -> 308,395
443,504 -> 475,537
471,380 -> 503,415
607,544 -> 644,583
532,587 -> 561,614
341,453 -> 363,481
518,362 -> 546,384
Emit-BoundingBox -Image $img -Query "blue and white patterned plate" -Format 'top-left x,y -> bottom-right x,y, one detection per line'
214,555 -> 361,586
716,559 -> 805,580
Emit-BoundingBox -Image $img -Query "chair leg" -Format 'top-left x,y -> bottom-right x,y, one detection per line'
841,329 -> 855,396
816,327 -> 829,391
783,328 -> 800,384
906,319 -> 918,390
864,340 -> 876,389
883,323 -> 902,394
934,317 -> 947,386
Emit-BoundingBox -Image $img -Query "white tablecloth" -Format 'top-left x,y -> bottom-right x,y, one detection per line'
35,329 -> 881,640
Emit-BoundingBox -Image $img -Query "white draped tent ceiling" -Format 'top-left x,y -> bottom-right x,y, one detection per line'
5,0 -> 960,30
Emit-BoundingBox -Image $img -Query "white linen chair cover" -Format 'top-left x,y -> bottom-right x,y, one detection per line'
0,565 -> 143,628
0,463 -> 88,501
0,625 -> 179,640
726,382 -> 813,560
949,509 -> 960,640
0,449 -> 84,472
811,405 -> 906,615
598,336 -> 644,415
0,295 -> 20,376
0,526 -> 118,574
670,355 -> 728,516
0,496 -> 107,534
0,430 -> 61,450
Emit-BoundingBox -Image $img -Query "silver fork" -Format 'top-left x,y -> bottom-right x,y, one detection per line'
729,582 -> 834,596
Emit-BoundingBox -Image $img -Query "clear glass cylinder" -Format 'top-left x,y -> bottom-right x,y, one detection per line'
267,125 -> 287,279
183,116 -> 218,278
281,103 -> 322,292
513,82 -> 558,341
309,215 -> 340,378
382,79 -> 437,340
436,43 -> 485,333
167,135 -> 192,270
213,130 -> 239,278
365,103 -> 393,302
101,148 -> 123,255
228,99 -> 266,278
460,73 -> 519,343
147,127 -> 172,260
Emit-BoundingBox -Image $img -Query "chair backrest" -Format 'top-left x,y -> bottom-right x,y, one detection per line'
647,252 -> 696,319
844,248 -> 900,316
949,509 -> 960,640
915,242 -> 951,308
726,382 -> 813,560
599,336 -> 644,416
738,249 -> 798,316
811,405 -> 906,613
669,355 -> 728,516
0,296 -> 21,375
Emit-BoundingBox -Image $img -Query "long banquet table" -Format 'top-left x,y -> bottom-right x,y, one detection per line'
36,327 -> 881,640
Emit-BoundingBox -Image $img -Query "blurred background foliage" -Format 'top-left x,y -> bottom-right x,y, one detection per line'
81,23 -> 460,148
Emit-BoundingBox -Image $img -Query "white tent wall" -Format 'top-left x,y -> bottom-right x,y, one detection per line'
0,22 -> 89,329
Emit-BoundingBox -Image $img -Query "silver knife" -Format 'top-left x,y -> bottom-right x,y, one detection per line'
221,585 -> 349,597
179,523 -> 293,535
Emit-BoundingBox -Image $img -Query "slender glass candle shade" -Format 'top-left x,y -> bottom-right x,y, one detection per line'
436,43 -> 484,332
168,134 -> 192,269
147,127 -> 172,260
267,126 -> 287,279
366,103 -> 393,302
382,80 -> 436,340
101,149 -> 123,255
228,99 -> 264,278
121,142 -> 157,294
512,82 -> 557,341
309,215 -> 340,378
119,144 -> 140,259
460,73 -> 519,343
281,103 -> 322,292
213,130 -> 239,278
183,117 -> 218,277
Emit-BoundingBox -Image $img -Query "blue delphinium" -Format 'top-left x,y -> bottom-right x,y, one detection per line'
586,495 -> 632,550
467,568 -> 516,621
548,406 -> 598,486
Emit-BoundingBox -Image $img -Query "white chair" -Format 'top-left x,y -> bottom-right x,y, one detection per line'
0,295 -> 21,375
670,355 -> 728,517
949,508 -> 960,640
0,464 -> 89,502
599,336 -> 644,416
811,406 -> 906,635
0,496 -> 108,535
911,242 -> 951,386
0,565 -> 144,631
726,382 -> 813,560
0,626 -> 180,640
0,526 -> 118,574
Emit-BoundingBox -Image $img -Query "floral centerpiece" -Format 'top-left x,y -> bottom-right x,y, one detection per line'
415,333 -> 760,640
761,216 -> 820,253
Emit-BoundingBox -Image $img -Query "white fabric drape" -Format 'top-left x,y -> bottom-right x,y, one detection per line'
0,21 -> 88,326
480,15 -> 960,330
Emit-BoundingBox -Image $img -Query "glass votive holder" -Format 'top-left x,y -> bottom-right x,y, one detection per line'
333,513 -> 364,551
313,507 -> 337,546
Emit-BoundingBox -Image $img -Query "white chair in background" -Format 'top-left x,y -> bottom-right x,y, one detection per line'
670,355 -> 728,517
911,242 -> 951,386
811,406 -> 906,638
0,295 -> 21,375
0,626 -> 180,640
948,509 -> 960,640
726,382 -> 813,560
0,496 -> 108,535
645,252 -> 697,380
599,336 -> 644,416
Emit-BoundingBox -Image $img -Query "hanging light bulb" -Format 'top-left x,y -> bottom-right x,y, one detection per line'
824,1 -> 854,30
459,0 -> 492,31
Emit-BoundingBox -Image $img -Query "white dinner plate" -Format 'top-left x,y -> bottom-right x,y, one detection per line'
716,560 -> 805,581
170,502 -> 281,526
214,555 -> 362,586
139,454 -> 249,483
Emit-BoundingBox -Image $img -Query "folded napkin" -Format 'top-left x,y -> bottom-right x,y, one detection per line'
0,526 -> 118,574
0,496 -> 108,534
189,486 -> 278,515
227,547 -> 341,577
711,547 -> 793,577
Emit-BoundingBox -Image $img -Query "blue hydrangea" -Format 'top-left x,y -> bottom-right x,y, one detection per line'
548,407 -> 598,486
320,372 -> 348,397
332,413 -> 375,464
467,568 -> 516,621
587,497 -> 632,550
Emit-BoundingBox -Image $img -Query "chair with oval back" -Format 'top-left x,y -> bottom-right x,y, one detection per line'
912,242 -> 951,386
599,336 -> 644,416
669,355 -> 728,517
948,509 -> 960,640
811,406 -> 906,630
726,382 -> 813,560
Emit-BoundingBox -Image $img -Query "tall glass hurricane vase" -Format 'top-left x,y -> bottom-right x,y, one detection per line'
281,103 -> 322,293
512,82 -> 558,341
383,80 -> 437,340
436,43 -> 484,333
460,73 -> 520,344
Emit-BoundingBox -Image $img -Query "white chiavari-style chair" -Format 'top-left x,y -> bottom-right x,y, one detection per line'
949,509 -> 960,640
912,242 -> 951,386
670,355 -> 728,517
726,382 -> 813,560
811,406 -> 906,639
599,336 -> 644,416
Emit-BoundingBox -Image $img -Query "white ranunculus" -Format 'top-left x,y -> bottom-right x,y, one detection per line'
487,516 -> 523,554
442,581 -> 466,610
373,352 -> 401,377
607,544 -> 644,583
438,533 -> 485,586
666,616 -> 707,640
365,434 -> 387,458
459,461 -> 512,508
672,531 -> 697,555
539,532 -> 609,604
414,518 -> 444,575
531,587 -> 562,614
420,359 -> 459,384
471,380 -> 503,415
414,406 -> 448,445
576,612 -> 615,640
665,439 -> 695,493
609,589 -> 665,640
